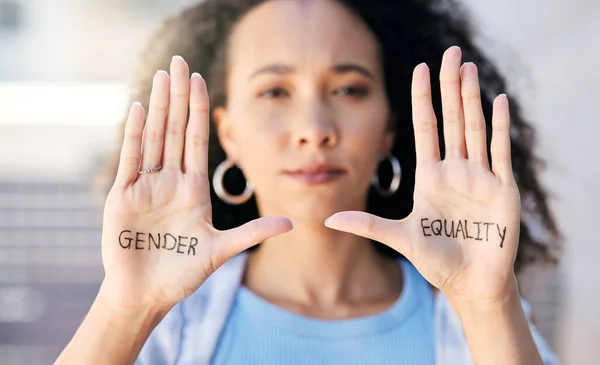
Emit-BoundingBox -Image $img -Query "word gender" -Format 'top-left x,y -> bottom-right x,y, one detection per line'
118,230 -> 197,256
420,218 -> 507,248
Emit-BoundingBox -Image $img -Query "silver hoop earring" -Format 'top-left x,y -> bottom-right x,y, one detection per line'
371,155 -> 401,196
212,159 -> 254,205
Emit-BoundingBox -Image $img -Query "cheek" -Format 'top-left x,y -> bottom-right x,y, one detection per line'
232,99 -> 289,136
228,106 -> 287,182
337,102 -> 390,178
338,101 -> 389,150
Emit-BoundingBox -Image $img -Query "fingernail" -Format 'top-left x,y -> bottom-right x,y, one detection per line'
191,72 -> 201,79
324,218 -> 331,227
172,55 -> 184,62
156,70 -> 168,76
132,101 -> 141,107
290,220 -> 296,230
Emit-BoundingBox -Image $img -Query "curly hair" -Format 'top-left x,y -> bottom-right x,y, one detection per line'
100,0 -> 559,273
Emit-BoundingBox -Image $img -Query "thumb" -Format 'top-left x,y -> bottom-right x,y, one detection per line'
215,216 -> 294,262
325,211 -> 413,260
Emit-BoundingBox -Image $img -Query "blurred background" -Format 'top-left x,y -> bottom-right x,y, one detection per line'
0,0 -> 598,364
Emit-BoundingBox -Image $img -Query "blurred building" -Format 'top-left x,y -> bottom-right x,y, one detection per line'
0,0 -> 199,82
1,0 -> 599,364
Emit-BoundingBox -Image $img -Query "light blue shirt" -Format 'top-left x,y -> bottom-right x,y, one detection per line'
211,260 -> 435,365
135,252 -> 560,365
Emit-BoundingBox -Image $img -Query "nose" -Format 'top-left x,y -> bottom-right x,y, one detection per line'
293,99 -> 338,148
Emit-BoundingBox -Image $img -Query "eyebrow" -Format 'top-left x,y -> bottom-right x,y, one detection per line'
248,62 -> 375,80
331,63 -> 374,80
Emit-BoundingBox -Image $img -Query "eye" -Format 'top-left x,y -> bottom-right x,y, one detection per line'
258,87 -> 289,99
333,86 -> 370,97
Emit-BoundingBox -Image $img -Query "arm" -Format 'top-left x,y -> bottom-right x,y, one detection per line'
54,57 -> 292,364
324,46 -> 547,364
450,279 -> 543,365
55,285 -> 171,365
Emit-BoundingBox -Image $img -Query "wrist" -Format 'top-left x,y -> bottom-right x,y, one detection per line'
96,281 -> 173,331
54,282 -> 170,365
444,277 -> 542,365
446,273 -> 520,314
445,275 -> 525,338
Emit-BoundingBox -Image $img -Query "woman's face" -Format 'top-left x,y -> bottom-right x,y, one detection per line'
214,0 -> 394,222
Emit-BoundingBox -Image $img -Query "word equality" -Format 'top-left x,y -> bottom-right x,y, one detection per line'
119,230 -> 197,256
420,218 -> 507,248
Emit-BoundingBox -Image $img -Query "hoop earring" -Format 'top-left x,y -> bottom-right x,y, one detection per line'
371,155 -> 401,196
212,159 -> 254,205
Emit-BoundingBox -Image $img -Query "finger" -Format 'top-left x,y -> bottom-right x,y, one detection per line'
115,102 -> 145,189
324,211 -> 413,261
461,63 -> 489,168
412,63 -> 441,164
183,73 -> 210,175
214,217 -> 294,263
439,46 -> 467,159
163,56 -> 191,170
490,94 -> 513,182
140,71 -> 170,171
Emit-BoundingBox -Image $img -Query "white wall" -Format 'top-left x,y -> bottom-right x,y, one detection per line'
461,1 -> 600,364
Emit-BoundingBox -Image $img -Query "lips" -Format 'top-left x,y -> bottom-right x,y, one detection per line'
284,164 -> 346,184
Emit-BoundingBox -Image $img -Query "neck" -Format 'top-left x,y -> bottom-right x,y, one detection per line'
243,218 -> 403,310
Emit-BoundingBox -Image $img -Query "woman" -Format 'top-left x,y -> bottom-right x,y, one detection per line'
57,0 -> 561,364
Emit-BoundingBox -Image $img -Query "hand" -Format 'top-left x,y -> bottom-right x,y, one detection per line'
325,47 -> 520,304
100,56 -> 293,312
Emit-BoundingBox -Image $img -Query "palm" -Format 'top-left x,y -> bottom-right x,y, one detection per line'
103,172 -> 211,306
100,57 -> 292,310
407,158 -> 520,300
327,47 -> 520,303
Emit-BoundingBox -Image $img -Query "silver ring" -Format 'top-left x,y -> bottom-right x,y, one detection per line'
138,165 -> 162,174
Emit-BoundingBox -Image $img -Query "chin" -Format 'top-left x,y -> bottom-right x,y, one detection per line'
278,193 -> 361,225
255,181 -> 368,223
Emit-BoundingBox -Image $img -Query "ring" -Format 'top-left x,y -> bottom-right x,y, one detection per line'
138,165 -> 162,174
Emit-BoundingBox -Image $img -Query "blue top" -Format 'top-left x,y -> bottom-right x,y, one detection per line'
211,259 -> 435,365
135,252 -> 560,365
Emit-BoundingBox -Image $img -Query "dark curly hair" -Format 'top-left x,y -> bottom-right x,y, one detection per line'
101,0 -> 559,273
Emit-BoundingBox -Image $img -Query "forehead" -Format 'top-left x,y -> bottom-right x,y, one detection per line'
227,0 -> 381,76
